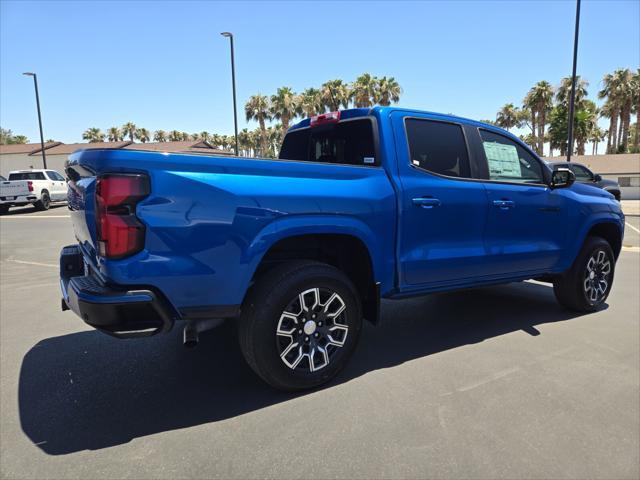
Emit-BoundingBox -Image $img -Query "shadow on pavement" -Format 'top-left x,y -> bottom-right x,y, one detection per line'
19,281 -> 598,455
2,204 -> 67,216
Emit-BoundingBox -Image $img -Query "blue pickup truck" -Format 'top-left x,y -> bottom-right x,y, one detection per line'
60,107 -> 624,390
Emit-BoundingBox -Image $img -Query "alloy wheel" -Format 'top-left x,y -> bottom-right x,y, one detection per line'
583,249 -> 612,304
276,287 -> 349,373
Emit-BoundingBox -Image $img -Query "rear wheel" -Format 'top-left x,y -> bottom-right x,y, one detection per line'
238,261 -> 362,391
35,191 -> 50,211
553,236 -> 615,312
0,205 -> 8,215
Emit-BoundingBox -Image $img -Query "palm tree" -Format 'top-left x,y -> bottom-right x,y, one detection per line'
519,133 -> 536,149
121,122 -> 137,142
557,76 -> 588,107
221,135 -> 234,150
245,94 -> 271,156
599,100 -> 618,153
556,76 -> 588,155
82,127 -> 105,143
589,125 -> 606,155
495,103 -> 520,131
524,81 -> 554,155
574,100 -> 598,155
299,88 -> 324,117
180,132 -> 190,141
270,87 -> 298,143
154,130 -> 167,142
107,127 -> 121,142
238,128 -> 251,156
12,135 -> 28,144
614,68 -> 634,152
522,93 -> 538,150
375,76 -> 402,106
352,73 -> 378,108
136,128 -> 150,143
321,79 -> 351,111
199,131 -> 211,142
168,130 -> 182,142
211,133 -> 222,149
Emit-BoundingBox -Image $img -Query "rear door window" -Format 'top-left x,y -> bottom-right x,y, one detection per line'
279,119 -> 376,166
404,119 -> 471,178
8,172 -> 46,180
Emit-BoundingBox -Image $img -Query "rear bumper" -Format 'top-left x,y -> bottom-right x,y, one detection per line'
59,245 -> 175,338
0,195 -> 38,205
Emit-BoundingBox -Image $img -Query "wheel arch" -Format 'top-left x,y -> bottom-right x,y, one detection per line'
587,221 -> 623,259
246,226 -> 381,325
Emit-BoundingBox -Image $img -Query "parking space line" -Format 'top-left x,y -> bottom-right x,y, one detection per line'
0,215 -> 70,219
5,259 -> 58,268
625,222 -> 640,234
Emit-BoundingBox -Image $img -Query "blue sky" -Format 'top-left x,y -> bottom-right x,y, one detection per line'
1,0 -> 638,143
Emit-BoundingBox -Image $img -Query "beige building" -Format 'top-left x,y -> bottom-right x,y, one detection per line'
0,141 -> 232,177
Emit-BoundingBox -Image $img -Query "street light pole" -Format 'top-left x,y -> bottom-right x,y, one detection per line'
221,32 -> 239,156
23,72 -> 47,169
566,0 -> 581,162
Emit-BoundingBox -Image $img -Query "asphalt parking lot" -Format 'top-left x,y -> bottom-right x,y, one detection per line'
1,205 -> 639,479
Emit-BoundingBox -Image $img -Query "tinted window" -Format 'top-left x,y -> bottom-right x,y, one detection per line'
8,172 -> 46,180
479,130 -> 544,184
279,119 -> 376,166
405,119 -> 470,178
568,164 -> 593,181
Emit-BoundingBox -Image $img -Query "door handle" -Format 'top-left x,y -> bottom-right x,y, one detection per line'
493,199 -> 515,209
412,197 -> 441,208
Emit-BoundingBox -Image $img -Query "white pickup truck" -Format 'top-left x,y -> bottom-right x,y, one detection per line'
0,169 -> 67,214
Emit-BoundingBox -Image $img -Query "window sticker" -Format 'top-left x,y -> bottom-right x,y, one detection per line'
363,157 -> 375,164
483,141 -> 521,178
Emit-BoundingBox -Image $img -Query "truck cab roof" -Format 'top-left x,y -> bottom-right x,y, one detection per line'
287,106 -> 521,143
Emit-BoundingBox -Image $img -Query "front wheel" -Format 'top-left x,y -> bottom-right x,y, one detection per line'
238,261 -> 362,391
553,236 -> 615,312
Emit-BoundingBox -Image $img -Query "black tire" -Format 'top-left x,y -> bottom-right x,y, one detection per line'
238,261 -> 362,391
0,205 -> 8,215
553,236 -> 615,312
35,191 -> 50,211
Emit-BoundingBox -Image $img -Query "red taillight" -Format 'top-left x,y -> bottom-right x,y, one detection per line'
310,110 -> 340,127
27,181 -> 33,192
95,174 -> 150,259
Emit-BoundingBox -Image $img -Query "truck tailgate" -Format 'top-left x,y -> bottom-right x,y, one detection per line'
0,180 -> 30,199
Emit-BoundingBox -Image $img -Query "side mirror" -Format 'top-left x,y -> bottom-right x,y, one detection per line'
594,174 -> 602,182
550,168 -> 575,189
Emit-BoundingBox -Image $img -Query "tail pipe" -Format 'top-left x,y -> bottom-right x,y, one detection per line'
182,318 -> 225,348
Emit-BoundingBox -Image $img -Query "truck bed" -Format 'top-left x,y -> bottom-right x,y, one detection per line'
66,148 -> 397,315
